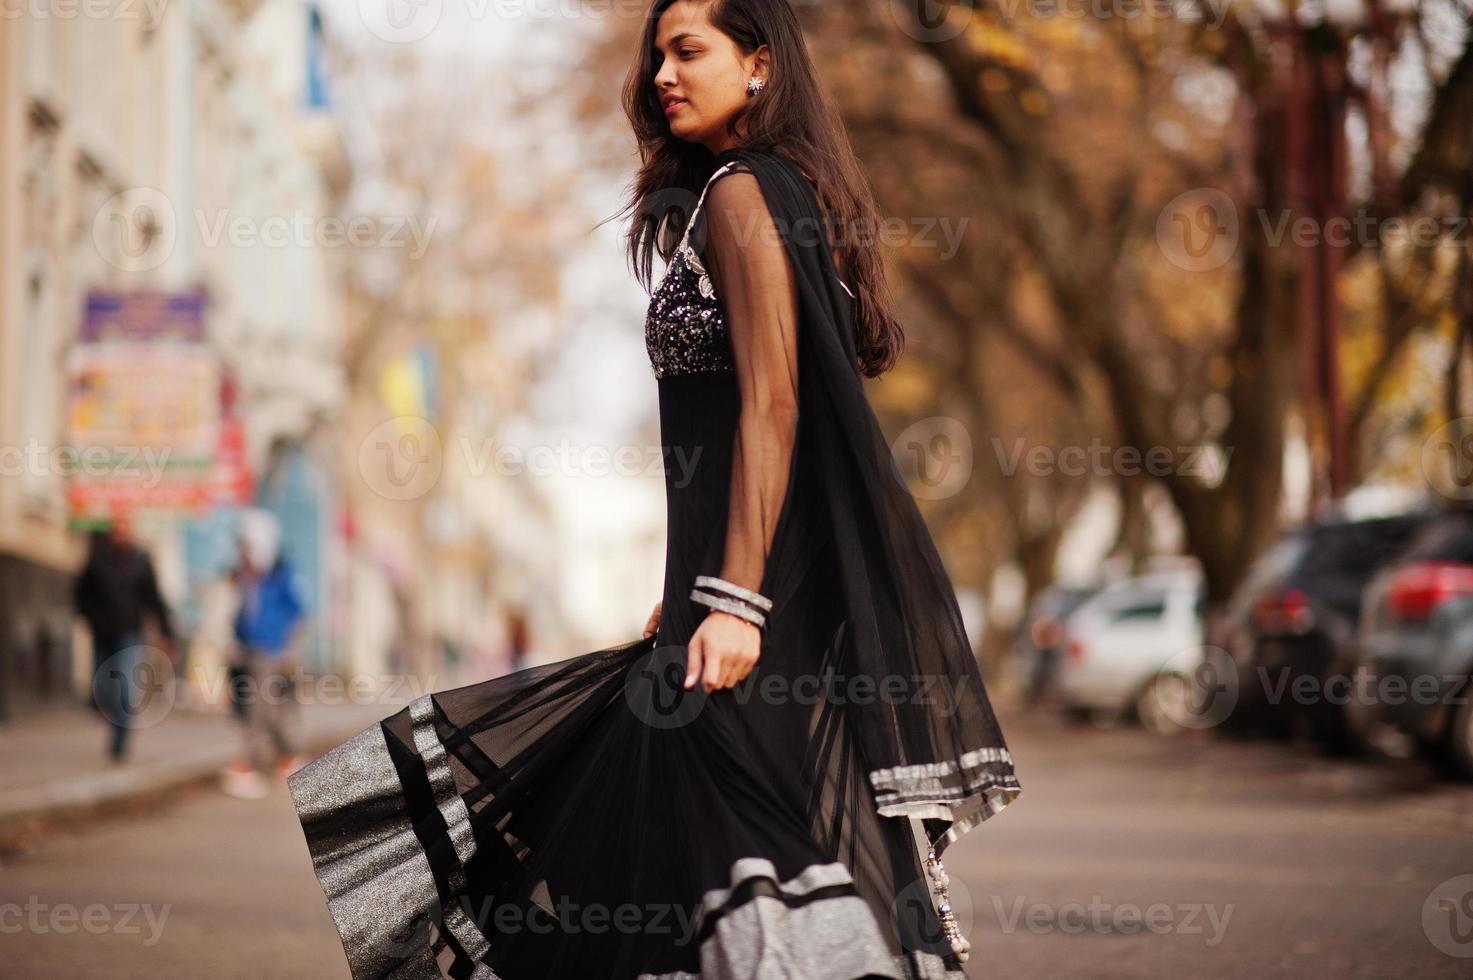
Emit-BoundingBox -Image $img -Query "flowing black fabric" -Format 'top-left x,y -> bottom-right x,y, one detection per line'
286,146 -> 1020,980
700,147 -> 1021,853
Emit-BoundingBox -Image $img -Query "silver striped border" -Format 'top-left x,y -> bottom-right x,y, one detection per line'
636,857 -> 951,980
697,857 -> 852,917
408,693 -> 500,976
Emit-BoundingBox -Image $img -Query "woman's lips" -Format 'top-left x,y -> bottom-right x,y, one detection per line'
664,99 -> 688,116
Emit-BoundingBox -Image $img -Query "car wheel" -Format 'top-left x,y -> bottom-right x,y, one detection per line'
1136,673 -> 1193,736
1413,731 -> 1449,765
1340,663 -> 1382,747
1061,704 -> 1096,726
1307,702 -> 1372,758
1449,697 -> 1473,781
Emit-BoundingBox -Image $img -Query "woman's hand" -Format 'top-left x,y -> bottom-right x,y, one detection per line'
642,600 -> 662,639
684,611 -> 761,692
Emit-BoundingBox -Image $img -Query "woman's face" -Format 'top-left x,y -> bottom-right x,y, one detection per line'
652,2 -> 765,155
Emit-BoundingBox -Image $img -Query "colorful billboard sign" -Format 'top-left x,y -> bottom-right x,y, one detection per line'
65,288 -> 221,525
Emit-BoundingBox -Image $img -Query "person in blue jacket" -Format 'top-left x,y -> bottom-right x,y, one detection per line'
222,510 -> 310,798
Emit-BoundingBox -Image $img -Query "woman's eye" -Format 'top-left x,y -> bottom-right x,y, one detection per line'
679,49 -> 696,58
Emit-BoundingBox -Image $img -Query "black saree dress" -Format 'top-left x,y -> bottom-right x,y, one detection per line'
287,146 -> 1022,980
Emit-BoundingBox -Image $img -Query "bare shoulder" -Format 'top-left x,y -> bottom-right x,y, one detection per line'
706,167 -> 767,215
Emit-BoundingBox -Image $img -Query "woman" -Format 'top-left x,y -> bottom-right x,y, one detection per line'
287,2 -> 1020,978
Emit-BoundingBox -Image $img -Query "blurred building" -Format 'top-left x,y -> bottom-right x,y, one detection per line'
0,0 -> 350,719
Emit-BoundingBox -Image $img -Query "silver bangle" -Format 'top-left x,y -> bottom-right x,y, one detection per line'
693,575 -> 773,612
690,589 -> 767,630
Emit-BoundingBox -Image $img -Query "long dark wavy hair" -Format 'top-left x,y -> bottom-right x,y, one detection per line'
615,0 -> 904,378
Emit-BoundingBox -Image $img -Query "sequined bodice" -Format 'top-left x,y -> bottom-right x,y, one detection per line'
644,162 -> 744,380
645,234 -> 734,379
643,160 -> 855,380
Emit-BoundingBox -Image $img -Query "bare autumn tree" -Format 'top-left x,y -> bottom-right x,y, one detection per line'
824,0 -> 1473,605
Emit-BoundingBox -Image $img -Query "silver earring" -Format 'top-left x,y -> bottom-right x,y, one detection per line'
747,75 -> 764,96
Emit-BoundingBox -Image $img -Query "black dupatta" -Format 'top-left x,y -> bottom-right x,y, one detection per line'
707,145 -> 1022,858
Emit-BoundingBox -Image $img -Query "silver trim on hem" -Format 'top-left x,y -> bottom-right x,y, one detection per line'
634,856 -> 955,980
637,950 -> 963,980
868,747 -> 1022,859
288,696 -> 504,980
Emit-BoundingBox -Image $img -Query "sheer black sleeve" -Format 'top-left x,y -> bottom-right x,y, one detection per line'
701,168 -> 801,601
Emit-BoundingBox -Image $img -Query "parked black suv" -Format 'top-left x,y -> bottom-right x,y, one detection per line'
1211,510 -> 1439,753
1356,507 -> 1473,776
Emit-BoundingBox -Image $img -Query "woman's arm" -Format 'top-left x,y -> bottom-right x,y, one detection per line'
683,168 -> 801,691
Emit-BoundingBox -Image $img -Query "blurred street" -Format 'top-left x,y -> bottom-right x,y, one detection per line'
4,707 -> 1471,979
4,0 -> 1473,976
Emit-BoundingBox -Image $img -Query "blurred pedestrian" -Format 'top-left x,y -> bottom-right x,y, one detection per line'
221,509 -> 310,800
72,513 -> 177,762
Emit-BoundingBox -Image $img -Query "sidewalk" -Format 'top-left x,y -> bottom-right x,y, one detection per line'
0,691 -> 407,835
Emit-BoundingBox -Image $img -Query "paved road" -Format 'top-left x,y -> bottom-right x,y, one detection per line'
961,712 -> 1473,979
2,709 -> 1471,978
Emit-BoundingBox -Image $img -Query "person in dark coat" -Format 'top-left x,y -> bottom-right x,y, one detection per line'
73,514 -> 177,761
